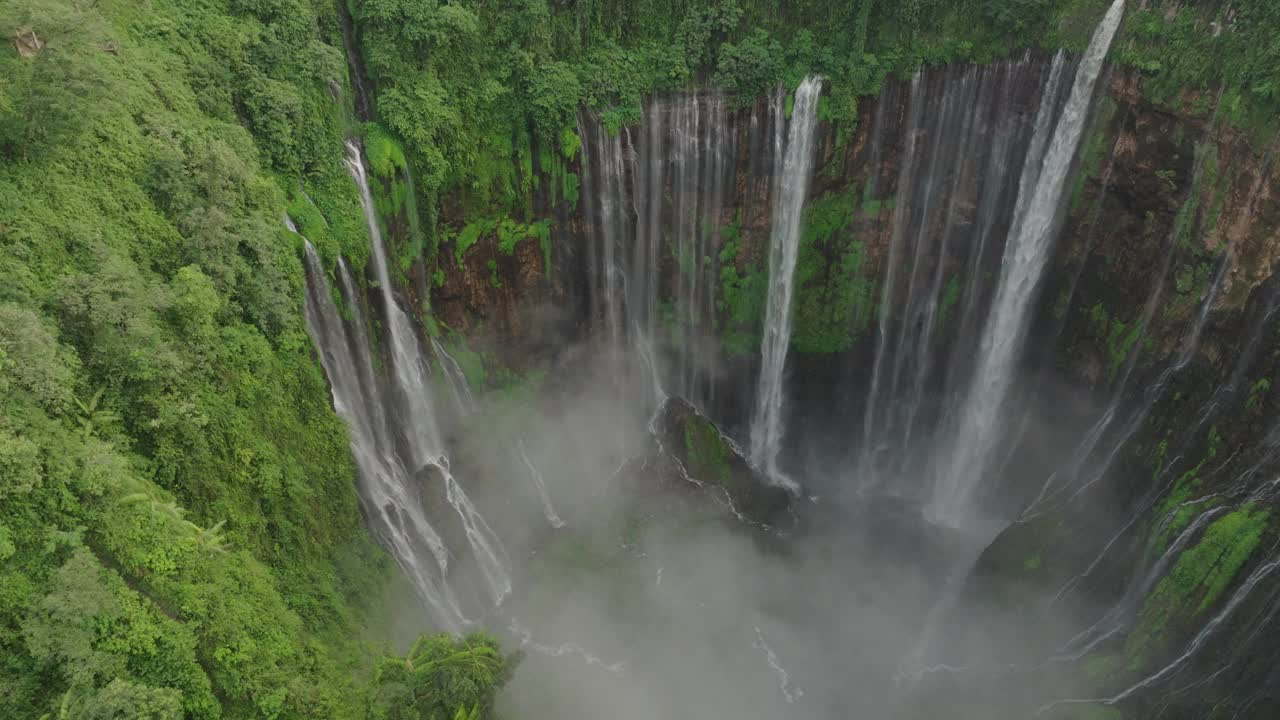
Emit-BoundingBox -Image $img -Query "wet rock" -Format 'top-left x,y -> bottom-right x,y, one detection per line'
640,397 -> 794,530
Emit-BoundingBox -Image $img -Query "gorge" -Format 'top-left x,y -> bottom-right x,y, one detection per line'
3,1 -> 1280,719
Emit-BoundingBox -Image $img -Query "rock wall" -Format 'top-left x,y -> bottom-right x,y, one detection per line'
415,54 -> 1280,715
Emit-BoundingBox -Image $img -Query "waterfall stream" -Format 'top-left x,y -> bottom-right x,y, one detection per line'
931,0 -> 1127,521
749,76 -> 824,490
299,239 -> 467,631
857,53 -> 1066,489
579,88 -> 741,413
298,140 -> 513,627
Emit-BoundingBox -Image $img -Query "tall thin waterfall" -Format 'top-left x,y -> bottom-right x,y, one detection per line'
431,336 -> 477,417
518,439 -> 566,529
748,76 -> 823,490
342,139 -> 443,459
300,241 -> 467,631
931,0 -> 1126,520
300,141 -> 513,624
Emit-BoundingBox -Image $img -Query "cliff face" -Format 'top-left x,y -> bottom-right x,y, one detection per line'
424,56 -> 1279,468
417,53 -> 1280,715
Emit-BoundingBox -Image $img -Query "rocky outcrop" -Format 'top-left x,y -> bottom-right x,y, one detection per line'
646,397 -> 794,529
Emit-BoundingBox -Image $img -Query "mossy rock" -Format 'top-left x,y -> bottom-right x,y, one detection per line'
647,398 -> 793,529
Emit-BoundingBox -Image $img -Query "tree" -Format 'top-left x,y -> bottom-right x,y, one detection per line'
51,679 -> 182,720
368,633 -> 515,720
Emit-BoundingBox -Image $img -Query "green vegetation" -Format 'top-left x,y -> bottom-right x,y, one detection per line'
0,0 -> 510,716
1087,303 -> 1144,382
1152,496 -> 1222,556
1149,426 -> 1222,545
683,414 -> 733,485
1245,378 -> 1272,411
441,334 -> 488,394
791,191 -> 877,354
5,0 -> 1280,715
347,0 -> 1176,267
451,217 -> 552,271
717,216 -> 769,356
1116,0 -> 1280,139
1069,97 -> 1117,210
367,633 -> 513,720
1127,504 -> 1270,666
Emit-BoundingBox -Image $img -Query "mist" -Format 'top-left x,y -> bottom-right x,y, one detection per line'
396,335 -> 1089,720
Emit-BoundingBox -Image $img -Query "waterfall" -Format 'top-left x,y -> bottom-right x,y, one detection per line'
931,0 -> 1126,520
299,240 -> 467,631
342,139 -> 443,461
431,337 -> 477,417
579,116 -> 630,347
858,54 -> 1059,488
518,440 -> 566,529
748,75 -> 823,490
579,89 -> 738,412
299,140 -> 513,624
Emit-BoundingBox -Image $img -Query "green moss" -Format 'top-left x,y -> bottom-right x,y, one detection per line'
285,186 -> 333,252
452,216 -> 552,271
1082,654 -> 1122,682
1151,437 -> 1169,474
363,123 -> 408,179
455,221 -> 488,267
1023,552 -> 1042,572
1128,504 -> 1271,664
1153,496 -> 1222,556
1153,456 -> 1208,533
444,336 -> 487,392
1087,303 -> 1143,382
562,172 -> 581,211
1070,99 -> 1118,210
293,161 -> 372,272
683,415 -> 732,485
487,259 -> 503,289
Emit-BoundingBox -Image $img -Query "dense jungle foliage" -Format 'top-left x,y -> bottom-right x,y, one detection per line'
352,0 -> 1280,251
0,0 -> 509,716
1,0 -> 1278,717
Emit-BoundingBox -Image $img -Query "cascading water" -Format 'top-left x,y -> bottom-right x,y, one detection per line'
518,440 -> 566,529
431,336 -> 477,417
579,89 -> 739,412
748,76 -> 823,490
343,139 -> 443,461
858,53 -> 1070,488
931,0 -> 1126,521
299,140 -> 513,625
298,239 -> 467,631
315,3 -> 1280,713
